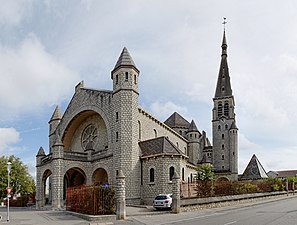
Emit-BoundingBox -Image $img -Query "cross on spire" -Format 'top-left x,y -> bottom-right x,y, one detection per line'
222,17 -> 227,30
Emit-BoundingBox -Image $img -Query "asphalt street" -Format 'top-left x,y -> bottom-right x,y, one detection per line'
126,195 -> 297,225
0,195 -> 296,225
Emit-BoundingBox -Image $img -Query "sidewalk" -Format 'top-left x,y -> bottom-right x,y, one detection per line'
0,205 -> 167,225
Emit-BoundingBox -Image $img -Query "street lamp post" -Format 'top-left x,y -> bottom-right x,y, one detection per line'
7,162 -> 11,222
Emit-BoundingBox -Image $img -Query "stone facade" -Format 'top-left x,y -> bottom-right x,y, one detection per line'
36,32 -> 238,209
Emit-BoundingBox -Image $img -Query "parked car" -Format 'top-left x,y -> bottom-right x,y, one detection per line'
153,194 -> 172,209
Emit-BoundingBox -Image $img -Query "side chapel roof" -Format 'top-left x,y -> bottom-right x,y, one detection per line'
164,112 -> 190,129
139,136 -> 185,158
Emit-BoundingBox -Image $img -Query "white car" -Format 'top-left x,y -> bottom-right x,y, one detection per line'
153,194 -> 172,209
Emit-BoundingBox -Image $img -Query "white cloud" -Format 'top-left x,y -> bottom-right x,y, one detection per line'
0,33 -> 81,121
0,0 -> 33,26
150,101 -> 188,121
0,127 -> 20,153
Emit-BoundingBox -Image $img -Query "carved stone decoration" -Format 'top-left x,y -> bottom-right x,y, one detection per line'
81,124 -> 98,150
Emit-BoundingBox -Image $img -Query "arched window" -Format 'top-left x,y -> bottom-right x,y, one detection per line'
218,125 -> 221,130
176,142 -> 179,148
149,168 -> 155,183
134,74 -> 137,84
138,121 -> 141,140
225,124 -> 228,130
218,103 -> 223,117
125,72 -> 129,81
222,144 -> 225,150
179,130 -> 182,135
154,129 -> 157,138
222,155 -> 225,160
224,103 -> 229,116
169,166 -> 175,181
222,134 -> 224,139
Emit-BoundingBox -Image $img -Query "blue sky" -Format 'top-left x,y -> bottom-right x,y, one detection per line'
1,0 -> 297,178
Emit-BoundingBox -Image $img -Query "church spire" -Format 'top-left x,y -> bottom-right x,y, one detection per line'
214,30 -> 232,98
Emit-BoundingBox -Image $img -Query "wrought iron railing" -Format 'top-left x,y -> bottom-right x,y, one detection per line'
66,184 -> 115,215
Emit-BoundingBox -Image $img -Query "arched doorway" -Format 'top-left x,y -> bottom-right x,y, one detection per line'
64,167 -> 86,199
92,168 -> 108,185
42,169 -> 52,206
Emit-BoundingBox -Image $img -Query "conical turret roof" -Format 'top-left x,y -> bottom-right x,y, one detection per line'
112,47 -> 139,73
49,105 -> 62,122
214,30 -> 233,98
241,154 -> 268,179
188,120 -> 198,132
36,147 -> 45,156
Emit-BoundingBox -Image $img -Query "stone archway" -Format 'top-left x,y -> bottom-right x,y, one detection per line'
216,176 -> 229,182
63,167 -> 86,200
41,169 -> 52,207
92,168 -> 108,185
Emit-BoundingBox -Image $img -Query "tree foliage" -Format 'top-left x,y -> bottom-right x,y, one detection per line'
0,155 -> 35,200
195,164 -> 214,181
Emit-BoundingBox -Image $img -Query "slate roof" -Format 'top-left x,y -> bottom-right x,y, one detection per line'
230,121 -> 238,130
164,112 -> 190,129
241,154 -> 268,179
139,136 -> 185,158
113,47 -> 139,72
268,170 -> 297,178
215,30 -> 233,98
198,154 -> 213,164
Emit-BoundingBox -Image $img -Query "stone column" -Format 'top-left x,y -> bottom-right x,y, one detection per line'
51,137 -> 64,209
116,170 -> 126,220
172,171 -> 181,214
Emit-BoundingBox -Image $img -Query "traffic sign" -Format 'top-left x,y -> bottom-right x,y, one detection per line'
6,188 -> 12,197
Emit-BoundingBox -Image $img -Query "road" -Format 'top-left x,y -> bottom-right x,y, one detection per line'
0,195 -> 296,225
127,195 -> 297,225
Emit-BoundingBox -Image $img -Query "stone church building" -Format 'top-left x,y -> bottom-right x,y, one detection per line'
36,31 -> 238,208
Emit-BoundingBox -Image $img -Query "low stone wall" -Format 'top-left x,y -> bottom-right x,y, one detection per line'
181,191 -> 296,212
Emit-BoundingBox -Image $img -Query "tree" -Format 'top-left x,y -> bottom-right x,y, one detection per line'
194,164 -> 215,197
195,164 -> 214,181
0,155 -> 35,199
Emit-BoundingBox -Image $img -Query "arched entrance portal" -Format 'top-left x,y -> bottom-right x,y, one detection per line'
42,169 -> 52,207
64,167 -> 86,200
92,168 -> 108,185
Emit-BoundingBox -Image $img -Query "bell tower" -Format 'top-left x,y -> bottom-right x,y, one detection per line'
212,29 -> 238,180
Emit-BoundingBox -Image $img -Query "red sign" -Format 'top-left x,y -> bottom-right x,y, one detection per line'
6,188 -> 12,197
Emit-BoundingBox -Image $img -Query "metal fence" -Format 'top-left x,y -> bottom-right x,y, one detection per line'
66,184 -> 115,215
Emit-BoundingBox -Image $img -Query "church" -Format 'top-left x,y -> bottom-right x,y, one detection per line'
36,30 -> 238,208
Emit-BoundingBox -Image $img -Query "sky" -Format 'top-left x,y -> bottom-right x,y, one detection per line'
0,0 -> 297,178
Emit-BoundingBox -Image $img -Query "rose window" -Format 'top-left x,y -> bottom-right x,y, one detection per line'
81,124 -> 98,150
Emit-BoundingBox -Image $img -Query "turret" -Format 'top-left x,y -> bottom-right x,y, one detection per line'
36,146 -> 45,166
49,106 -> 62,152
187,120 -> 200,164
111,47 -> 139,94
111,47 -> 141,203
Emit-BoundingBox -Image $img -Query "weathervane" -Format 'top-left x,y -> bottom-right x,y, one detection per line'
222,17 -> 227,30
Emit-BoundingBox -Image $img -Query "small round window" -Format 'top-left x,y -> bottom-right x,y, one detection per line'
81,124 -> 98,150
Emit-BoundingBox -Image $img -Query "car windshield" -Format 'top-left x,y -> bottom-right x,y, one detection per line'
155,195 -> 168,200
